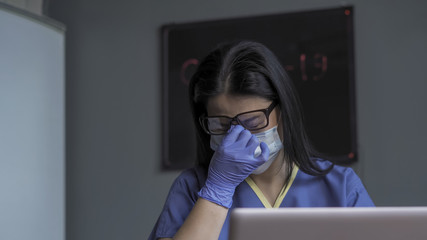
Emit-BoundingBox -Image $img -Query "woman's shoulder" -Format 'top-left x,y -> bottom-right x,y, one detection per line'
170,166 -> 207,192
302,158 -> 361,182
294,158 -> 374,206
161,166 -> 208,213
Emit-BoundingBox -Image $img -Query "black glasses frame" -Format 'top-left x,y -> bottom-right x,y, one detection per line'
199,101 -> 278,135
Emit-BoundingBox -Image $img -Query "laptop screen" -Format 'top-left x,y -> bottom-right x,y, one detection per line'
229,207 -> 427,240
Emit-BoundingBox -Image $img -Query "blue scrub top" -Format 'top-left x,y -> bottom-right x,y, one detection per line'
149,159 -> 374,240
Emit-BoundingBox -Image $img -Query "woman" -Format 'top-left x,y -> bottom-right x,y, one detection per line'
149,41 -> 374,240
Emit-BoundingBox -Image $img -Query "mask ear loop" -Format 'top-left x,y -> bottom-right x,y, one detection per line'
276,107 -> 284,143
274,107 -> 288,176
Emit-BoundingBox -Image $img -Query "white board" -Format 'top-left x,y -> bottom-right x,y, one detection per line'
0,3 -> 65,240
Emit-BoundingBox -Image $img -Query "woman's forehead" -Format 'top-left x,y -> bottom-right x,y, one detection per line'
206,94 -> 271,116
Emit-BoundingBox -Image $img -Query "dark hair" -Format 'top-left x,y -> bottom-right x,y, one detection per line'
189,40 -> 332,177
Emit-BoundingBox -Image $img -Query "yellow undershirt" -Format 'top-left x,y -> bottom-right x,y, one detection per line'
245,166 -> 299,208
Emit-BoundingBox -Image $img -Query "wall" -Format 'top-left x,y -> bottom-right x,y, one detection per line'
48,0 -> 427,239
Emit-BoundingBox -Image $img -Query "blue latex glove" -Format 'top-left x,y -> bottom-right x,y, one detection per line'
198,125 -> 270,208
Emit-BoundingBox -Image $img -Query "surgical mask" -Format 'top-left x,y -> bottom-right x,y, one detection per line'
210,126 -> 283,175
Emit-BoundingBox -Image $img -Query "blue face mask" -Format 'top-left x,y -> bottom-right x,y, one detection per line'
210,126 -> 283,175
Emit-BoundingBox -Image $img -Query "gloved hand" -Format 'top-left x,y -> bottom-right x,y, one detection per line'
198,125 -> 270,208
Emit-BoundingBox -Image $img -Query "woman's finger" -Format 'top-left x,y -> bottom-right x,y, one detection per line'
222,125 -> 244,146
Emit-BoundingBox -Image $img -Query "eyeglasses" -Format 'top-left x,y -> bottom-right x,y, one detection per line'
199,101 -> 278,135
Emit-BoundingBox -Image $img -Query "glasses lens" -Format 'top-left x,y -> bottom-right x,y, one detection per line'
206,117 -> 231,134
237,111 -> 268,130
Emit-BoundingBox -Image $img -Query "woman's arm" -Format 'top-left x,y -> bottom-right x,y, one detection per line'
156,126 -> 268,239
173,198 -> 228,240
157,199 -> 227,240
172,126 -> 268,239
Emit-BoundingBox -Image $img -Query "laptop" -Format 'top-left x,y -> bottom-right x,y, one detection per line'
229,207 -> 427,240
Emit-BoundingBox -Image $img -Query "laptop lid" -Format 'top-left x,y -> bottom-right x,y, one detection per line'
229,207 -> 427,240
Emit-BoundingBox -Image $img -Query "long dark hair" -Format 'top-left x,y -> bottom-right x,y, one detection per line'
188,40 -> 332,177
